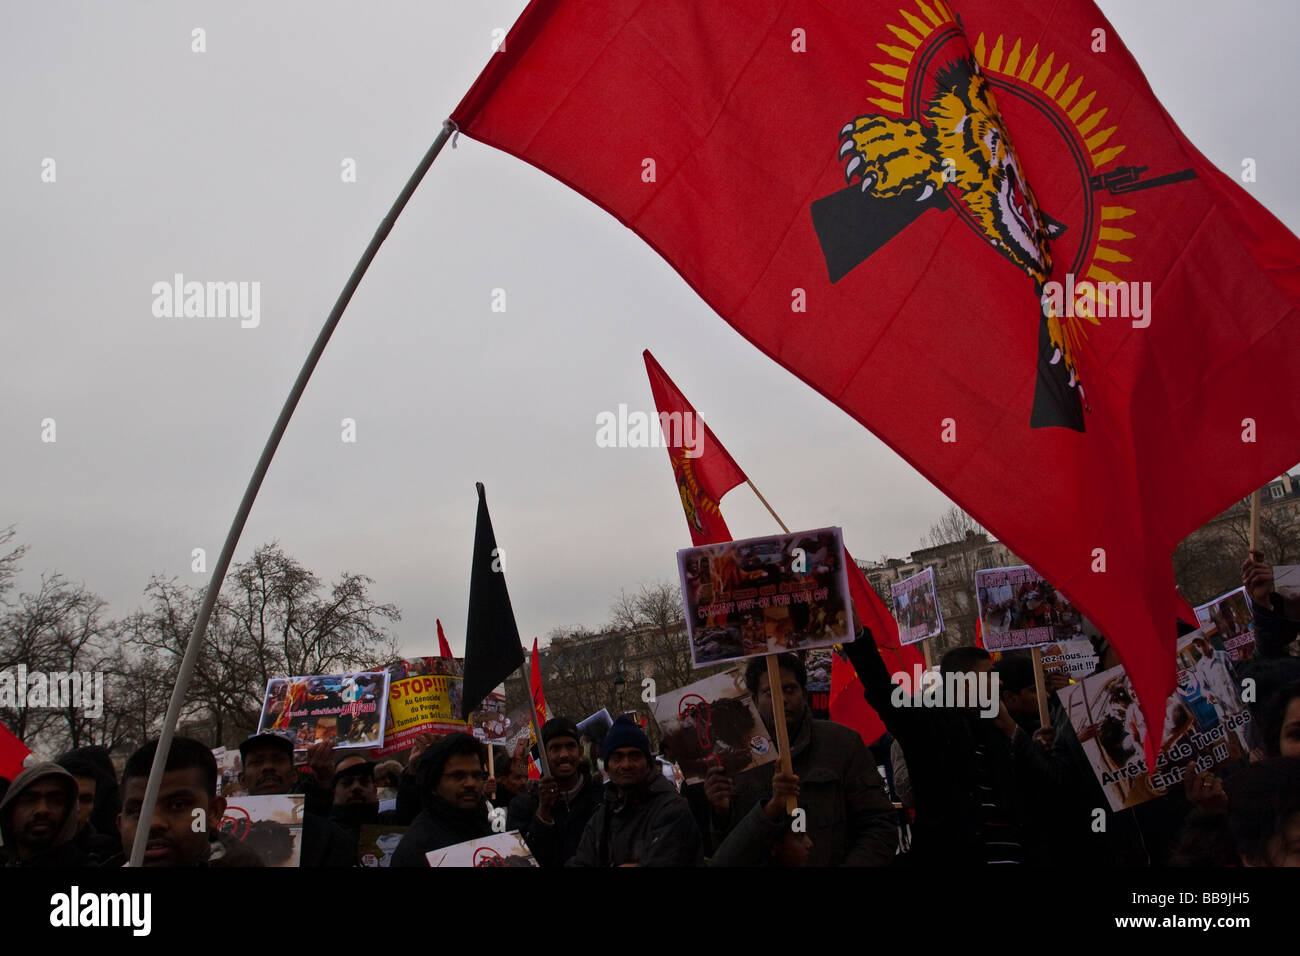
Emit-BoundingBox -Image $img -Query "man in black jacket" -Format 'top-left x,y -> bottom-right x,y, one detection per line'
843,631 -> 1041,865
568,715 -> 702,867
391,732 -> 492,866
328,755 -> 398,853
238,732 -> 354,867
507,717 -> 602,866
705,653 -> 897,867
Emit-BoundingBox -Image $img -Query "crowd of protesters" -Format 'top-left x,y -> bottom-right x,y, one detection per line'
2,551 -> 1297,867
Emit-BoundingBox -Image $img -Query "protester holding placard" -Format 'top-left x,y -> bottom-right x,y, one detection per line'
391,732 -> 492,866
843,625 -> 1047,865
1241,552 -> 1300,715
706,654 -> 896,867
568,715 -> 701,867
507,717 -> 602,867
237,733 -> 354,867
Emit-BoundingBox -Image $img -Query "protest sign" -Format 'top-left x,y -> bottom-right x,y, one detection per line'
651,666 -> 778,784
891,567 -> 943,645
425,830 -> 539,867
374,657 -> 467,756
212,747 -> 246,797
1193,588 -> 1258,661
804,648 -> 832,719
975,566 -> 1092,651
576,708 -> 613,744
219,794 -> 305,867
1058,632 -> 1259,812
468,687 -> 532,751
357,825 -> 408,867
1038,639 -> 1100,682
257,671 -> 389,750
677,526 -> 853,666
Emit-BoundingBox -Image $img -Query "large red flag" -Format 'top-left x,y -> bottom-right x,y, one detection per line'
644,350 -> 918,745
453,1 -> 1300,764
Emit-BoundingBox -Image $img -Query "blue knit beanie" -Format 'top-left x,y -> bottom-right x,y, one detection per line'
601,714 -> 651,762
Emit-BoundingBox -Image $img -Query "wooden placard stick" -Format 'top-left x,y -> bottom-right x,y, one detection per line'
1030,646 -> 1050,729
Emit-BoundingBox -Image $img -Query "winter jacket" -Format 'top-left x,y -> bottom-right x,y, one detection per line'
390,800 -> 491,866
567,771 -> 702,867
0,763 -> 88,867
715,714 -> 898,866
507,770 -> 602,867
844,631 -> 1040,865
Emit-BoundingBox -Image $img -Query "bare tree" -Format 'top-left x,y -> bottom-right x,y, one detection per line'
125,543 -> 401,748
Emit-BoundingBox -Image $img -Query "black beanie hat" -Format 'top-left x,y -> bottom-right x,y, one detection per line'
541,717 -> 580,748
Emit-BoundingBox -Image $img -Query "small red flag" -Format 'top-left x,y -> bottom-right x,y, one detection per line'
644,351 -> 918,746
529,637 -> 549,727
0,723 -> 32,780
436,619 -> 453,659
643,351 -> 746,546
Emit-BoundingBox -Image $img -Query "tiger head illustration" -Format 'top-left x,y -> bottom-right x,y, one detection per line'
840,56 -> 1065,285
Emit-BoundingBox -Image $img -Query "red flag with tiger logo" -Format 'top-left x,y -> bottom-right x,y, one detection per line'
452,1 -> 1300,767
644,350 -> 916,745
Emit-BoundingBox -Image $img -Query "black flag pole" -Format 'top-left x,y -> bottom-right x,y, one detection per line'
129,120 -> 460,867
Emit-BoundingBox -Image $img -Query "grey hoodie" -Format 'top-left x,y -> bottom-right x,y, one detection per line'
0,762 -> 84,866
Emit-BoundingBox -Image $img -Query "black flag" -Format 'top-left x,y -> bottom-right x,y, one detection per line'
461,482 -> 524,718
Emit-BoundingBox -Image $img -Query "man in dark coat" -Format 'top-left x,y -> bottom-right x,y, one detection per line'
568,715 -> 702,867
508,717 -> 603,866
705,653 -> 898,867
391,732 -> 492,866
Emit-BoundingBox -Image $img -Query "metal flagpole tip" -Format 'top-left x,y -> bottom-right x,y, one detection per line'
476,481 -> 486,498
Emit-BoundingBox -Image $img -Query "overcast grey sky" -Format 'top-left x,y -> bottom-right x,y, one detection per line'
3,1 -> 1297,657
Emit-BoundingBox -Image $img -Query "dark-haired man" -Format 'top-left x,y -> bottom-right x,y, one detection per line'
55,753 -> 120,863
568,715 -> 702,867
391,732 -> 492,866
238,732 -> 354,867
116,736 -> 261,867
329,754 -> 398,851
0,762 -> 87,867
844,631 -> 1043,865
508,717 -> 603,866
705,653 -> 896,866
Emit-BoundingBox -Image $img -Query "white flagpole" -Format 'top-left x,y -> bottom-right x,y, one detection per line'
129,121 -> 459,866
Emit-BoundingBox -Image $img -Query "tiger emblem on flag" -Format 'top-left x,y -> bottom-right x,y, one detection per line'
840,58 -> 1066,287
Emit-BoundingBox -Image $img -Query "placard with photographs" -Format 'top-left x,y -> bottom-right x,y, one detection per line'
1274,565 -> 1300,603
425,830 -> 539,867
890,567 -> 944,645
219,794 -> 305,867
468,687 -> 532,751
975,566 -> 1092,651
256,671 -> 389,751
1193,588 -> 1257,662
1057,632 -> 1259,812
650,666 -> 778,785
677,526 -> 854,666
1038,638 -> 1100,681
212,746 -> 246,797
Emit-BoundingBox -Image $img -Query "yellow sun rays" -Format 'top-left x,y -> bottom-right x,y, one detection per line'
868,1 -> 957,114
